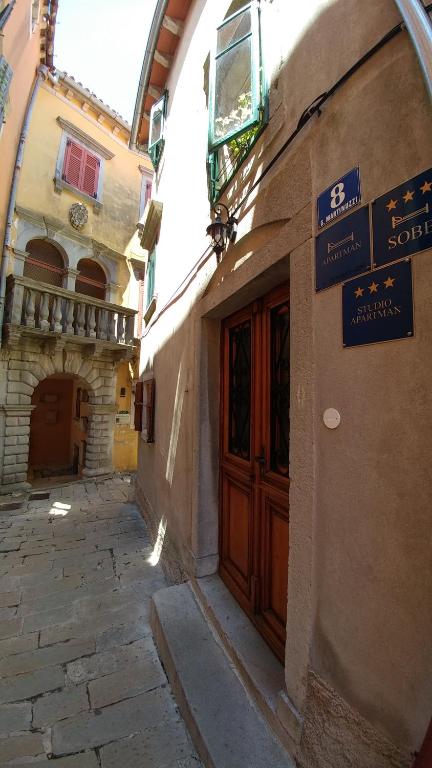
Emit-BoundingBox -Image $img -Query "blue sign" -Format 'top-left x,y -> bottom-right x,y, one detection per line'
342,259 -> 413,347
317,167 -> 361,229
315,206 -> 371,291
373,168 -> 432,266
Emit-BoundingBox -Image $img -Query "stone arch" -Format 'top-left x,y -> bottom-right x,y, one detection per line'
1,348 -> 116,490
24,239 -> 67,288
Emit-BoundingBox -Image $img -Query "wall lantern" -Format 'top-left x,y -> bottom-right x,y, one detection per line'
206,203 -> 238,261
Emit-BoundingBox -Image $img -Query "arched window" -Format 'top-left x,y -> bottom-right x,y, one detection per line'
75,259 -> 106,300
23,240 -> 64,287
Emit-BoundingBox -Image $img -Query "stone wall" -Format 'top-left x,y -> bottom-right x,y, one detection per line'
0,340 -> 118,493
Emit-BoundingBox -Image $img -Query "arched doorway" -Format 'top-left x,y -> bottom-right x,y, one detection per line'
24,239 -> 65,287
28,375 -> 90,481
75,259 -> 106,300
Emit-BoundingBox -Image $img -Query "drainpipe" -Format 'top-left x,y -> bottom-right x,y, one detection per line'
0,66 -> 44,343
393,0 -> 432,99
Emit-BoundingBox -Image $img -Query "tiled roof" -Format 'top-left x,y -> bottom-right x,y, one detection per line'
57,71 -> 131,130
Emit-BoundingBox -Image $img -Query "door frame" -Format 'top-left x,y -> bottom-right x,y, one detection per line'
218,283 -> 290,662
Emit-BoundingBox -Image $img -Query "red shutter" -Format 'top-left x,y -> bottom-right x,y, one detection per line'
63,140 -> 84,187
134,380 -> 144,432
81,150 -> 100,197
145,379 -> 155,443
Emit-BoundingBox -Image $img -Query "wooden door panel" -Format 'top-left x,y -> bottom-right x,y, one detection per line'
260,487 -> 289,642
221,469 -> 253,594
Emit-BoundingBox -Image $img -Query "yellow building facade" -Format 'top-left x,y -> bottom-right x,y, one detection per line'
0,68 -> 151,490
0,0 -> 56,247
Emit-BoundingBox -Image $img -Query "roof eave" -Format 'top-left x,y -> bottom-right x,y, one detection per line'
130,0 -> 170,151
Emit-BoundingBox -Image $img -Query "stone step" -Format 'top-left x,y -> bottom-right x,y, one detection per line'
151,583 -> 296,768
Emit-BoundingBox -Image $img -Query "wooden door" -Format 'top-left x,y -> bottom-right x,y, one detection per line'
220,284 -> 290,662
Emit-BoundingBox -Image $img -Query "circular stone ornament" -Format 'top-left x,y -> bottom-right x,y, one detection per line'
69,202 -> 88,230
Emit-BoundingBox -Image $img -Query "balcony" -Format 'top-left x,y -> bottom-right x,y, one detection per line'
4,276 -> 137,355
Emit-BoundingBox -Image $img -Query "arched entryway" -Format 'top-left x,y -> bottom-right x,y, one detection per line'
28,374 -> 90,481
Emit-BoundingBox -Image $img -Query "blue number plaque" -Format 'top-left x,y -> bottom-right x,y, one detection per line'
315,206 -> 371,291
317,167 -> 361,229
342,259 -> 413,347
372,168 -> 432,266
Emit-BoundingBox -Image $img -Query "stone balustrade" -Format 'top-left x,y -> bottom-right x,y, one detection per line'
4,275 -> 136,346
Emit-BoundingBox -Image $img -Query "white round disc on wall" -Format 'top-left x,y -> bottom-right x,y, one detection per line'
323,408 -> 341,429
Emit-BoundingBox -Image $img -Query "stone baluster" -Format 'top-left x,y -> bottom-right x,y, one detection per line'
87,305 -> 96,338
117,313 -> 125,344
125,314 -> 135,343
75,303 -> 85,337
64,298 -> 74,334
108,311 -> 116,342
98,309 -> 107,340
24,289 -> 35,328
10,282 -> 24,326
39,291 -> 50,331
51,295 -> 62,333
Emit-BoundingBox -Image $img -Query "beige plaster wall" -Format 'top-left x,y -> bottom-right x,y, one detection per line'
136,0 -> 432,764
0,0 -> 42,248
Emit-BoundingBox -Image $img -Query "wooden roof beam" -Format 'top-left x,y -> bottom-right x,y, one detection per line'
148,85 -> 163,100
162,15 -> 184,36
154,49 -> 173,68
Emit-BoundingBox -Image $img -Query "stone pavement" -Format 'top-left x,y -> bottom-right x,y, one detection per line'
0,475 -> 203,767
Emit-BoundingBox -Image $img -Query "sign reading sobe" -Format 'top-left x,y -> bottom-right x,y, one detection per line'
373,168 -> 432,266
317,168 -> 361,229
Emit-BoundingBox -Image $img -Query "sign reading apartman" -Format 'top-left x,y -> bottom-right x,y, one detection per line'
342,259 -> 413,347
373,169 -> 432,266
315,206 -> 371,291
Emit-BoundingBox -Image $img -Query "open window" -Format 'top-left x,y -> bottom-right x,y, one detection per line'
148,92 -> 167,170
207,1 -> 267,202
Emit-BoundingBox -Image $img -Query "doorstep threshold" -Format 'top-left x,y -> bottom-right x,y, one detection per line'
191,574 -> 293,750
151,582 -> 295,768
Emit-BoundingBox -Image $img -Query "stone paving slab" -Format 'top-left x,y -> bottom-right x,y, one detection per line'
0,475 -> 202,767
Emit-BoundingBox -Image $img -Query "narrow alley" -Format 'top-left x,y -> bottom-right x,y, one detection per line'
0,476 -> 202,767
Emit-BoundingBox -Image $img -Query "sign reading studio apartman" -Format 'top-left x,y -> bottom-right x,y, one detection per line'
373,169 -> 432,266
342,259 -> 414,347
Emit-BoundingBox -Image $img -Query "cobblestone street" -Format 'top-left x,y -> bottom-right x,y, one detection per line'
0,476 -> 202,767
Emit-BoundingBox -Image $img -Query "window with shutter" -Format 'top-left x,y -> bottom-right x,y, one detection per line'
207,1 -> 267,202
62,139 -> 100,198
134,381 -> 144,432
149,92 -> 167,170
143,379 -> 155,443
0,55 -> 13,128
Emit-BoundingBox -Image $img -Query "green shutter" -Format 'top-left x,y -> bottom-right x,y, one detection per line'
0,56 -> 13,127
146,247 -> 156,308
149,92 -> 167,170
208,2 -> 261,150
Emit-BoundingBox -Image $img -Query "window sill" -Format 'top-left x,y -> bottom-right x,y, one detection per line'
144,295 -> 157,326
53,176 -> 103,214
